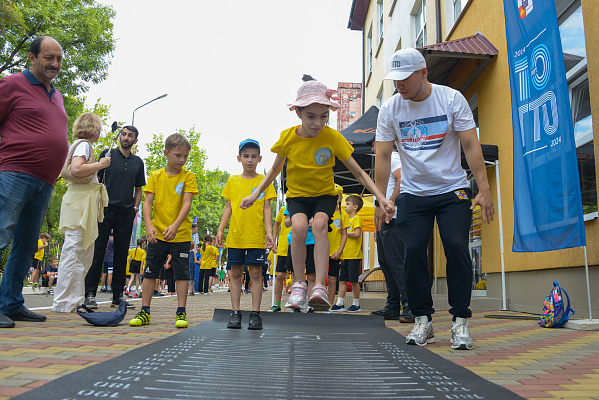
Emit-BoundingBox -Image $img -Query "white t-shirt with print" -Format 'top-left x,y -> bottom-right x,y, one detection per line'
72,141 -> 99,183
376,84 -> 475,196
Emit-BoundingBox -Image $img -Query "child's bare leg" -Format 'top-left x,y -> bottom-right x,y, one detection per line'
290,214 -> 309,282
327,275 -> 337,304
176,280 -> 188,308
337,281 -> 347,301
141,278 -> 156,307
274,272 -> 285,303
248,265 -> 263,312
311,212 -> 330,286
352,281 -> 360,300
306,273 -> 316,294
229,265 -> 243,310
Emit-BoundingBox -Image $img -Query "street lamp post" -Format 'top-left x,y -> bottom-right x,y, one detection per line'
131,93 -> 168,125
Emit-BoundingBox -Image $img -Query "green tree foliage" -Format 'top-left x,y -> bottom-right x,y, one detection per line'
143,128 -> 229,237
0,0 -> 115,133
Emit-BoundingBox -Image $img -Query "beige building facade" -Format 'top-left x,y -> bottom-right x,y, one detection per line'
349,0 -> 598,318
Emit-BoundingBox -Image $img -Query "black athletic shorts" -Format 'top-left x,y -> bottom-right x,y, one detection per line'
143,240 -> 191,281
328,257 -> 341,278
129,260 -> 141,274
286,195 -> 337,220
275,255 -> 290,273
339,258 -> 361,283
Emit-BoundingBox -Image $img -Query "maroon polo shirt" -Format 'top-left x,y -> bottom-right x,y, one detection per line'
0,71 -> 69,186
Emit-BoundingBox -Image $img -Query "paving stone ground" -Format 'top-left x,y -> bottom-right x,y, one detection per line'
1,287 -> 598,400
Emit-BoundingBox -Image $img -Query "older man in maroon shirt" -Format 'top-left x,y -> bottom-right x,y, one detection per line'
0,36 -> 69,328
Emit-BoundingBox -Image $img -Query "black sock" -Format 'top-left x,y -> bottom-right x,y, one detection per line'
176,307 -> 186,314
142,306 -> 150,314
251,311 -> 260,315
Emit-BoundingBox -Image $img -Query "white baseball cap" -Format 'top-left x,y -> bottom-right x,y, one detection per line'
384,48 -> 427,81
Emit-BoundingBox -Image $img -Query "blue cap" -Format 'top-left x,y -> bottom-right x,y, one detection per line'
239,138 -> 260,151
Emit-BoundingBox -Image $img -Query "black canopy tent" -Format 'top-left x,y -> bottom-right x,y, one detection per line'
333,105 -> 380,195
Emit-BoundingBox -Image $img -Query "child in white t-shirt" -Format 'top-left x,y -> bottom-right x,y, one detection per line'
53,113 -> 109,313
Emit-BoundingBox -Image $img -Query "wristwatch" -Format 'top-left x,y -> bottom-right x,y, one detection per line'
374,200 -> 380,207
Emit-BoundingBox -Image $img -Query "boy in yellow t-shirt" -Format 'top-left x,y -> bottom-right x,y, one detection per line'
268,205 -> 293,312
327,185 -> 350,304
126,239 -> 146,298
333,195 -> 364,313
199,234 -> 218,294
130,133 -> 198,329
29,232 -> 50,287
240,81 -> 394,312
217,139 -> 276,330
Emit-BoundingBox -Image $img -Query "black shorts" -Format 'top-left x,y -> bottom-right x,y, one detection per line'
275,255 -> 290,273
286,195 -> 337,220
129,260 -> 141,274
143,240 -> 191,281
339,259 -> 361,283
285,244 -> 316,275
227,248 -> 266,267
210,267 -> 216,277
328,258 -> 341,278
32,259 -> 43,271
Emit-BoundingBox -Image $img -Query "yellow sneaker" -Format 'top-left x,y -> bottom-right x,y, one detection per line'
175,311 -> 188,328
129,310 -> 151,326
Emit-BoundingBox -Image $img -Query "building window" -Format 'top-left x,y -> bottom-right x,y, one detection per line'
349,111 -> 357,117
559,3 -> 596,215
367,25 -> 373,79
376,85 -> 384,108
415,0 -> 426,47
349,97 -> 357,102
378,0 -> 384,44
453,0 -> 462,21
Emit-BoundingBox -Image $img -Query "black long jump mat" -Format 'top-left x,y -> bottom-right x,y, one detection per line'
14,309 -> 523,400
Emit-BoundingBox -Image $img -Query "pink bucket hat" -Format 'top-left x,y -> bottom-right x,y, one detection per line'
287,81 -> 340,111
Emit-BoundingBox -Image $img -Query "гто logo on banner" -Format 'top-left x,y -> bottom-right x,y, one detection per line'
518,0 -> 533,20
512,27 -> 559,157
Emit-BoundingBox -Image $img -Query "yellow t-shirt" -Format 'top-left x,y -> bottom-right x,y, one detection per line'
144,168 -> 198,243
341,215 -> 363,260
128,248 -> 146,262
199,245 -> 218,270
34,239 -> 45,261
328,209 -> 350,256
275,206 -> 292,257
221,174 -> 276,249
271,125 -> 353,198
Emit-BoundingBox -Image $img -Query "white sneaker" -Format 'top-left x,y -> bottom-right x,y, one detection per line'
450,317 -> 473,350
285,282 -> 307,309
406,316 -> 435,346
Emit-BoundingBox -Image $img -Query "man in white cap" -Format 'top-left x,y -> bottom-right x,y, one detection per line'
374,48 -> 494,350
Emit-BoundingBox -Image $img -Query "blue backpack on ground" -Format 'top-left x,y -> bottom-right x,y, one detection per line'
539,281 -> 574,328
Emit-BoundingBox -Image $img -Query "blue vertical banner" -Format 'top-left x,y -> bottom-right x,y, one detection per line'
504,0 -> 586,252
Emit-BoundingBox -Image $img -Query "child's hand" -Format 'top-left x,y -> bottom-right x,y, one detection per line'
216,232 -> 224,248
331,250 -> 342,260
146,226 -> 158,244
240,194 -> 257,209
380,199 -> 396,223
265,233 -> 274,249
98,157 -> 111,169
162,225 -> 178,241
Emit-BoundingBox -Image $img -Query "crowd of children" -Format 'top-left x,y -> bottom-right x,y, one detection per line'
29,80 -> 395,334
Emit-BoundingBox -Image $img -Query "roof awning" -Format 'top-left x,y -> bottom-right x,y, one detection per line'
418,32 -> 499,93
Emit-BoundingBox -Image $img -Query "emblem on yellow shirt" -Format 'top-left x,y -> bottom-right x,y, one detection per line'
314,148 -> 332,166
